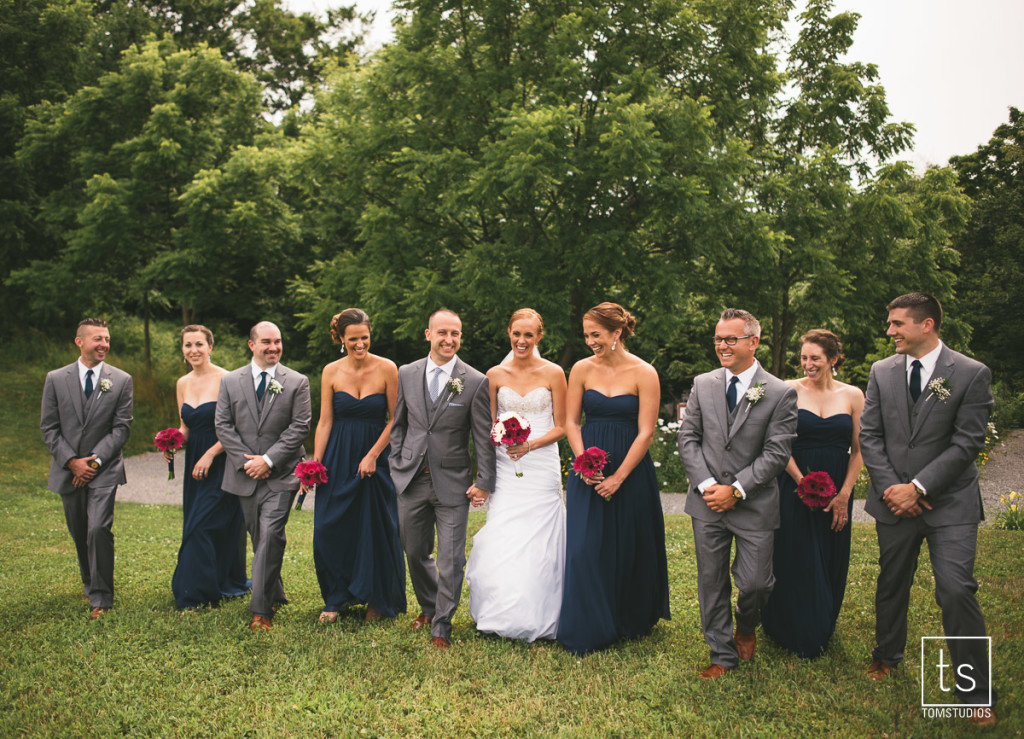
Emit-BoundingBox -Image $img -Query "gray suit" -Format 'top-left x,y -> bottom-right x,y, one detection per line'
215,363 -> 311,617
41,361 -> 133,608
389,356 -> 495,639
678,365 -> 797,668
861,345 -> 994,703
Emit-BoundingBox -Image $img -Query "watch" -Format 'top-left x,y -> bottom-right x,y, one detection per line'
732,487 -> 743,500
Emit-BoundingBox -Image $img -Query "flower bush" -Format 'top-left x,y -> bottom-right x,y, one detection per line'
649,418 -> 689,493
993,491 -> 1024,531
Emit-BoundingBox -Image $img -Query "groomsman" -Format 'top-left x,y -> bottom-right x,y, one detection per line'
860,293 -> 996,726
41,318 -> 134,619
215,321 -> 311,631
389,309 -> 495,648
678,308 -> 797,678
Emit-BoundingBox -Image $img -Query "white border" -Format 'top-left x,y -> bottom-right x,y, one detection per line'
920,636 -> 992,707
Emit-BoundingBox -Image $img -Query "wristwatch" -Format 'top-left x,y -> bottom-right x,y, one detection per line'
732,487 -> 742,500
89,457 -> 102,470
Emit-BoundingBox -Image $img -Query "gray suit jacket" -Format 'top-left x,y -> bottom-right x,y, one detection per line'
214,363 -> 312,496
389,356 -> 496,504
41,361 -> 133,494
678,364 -> 798,530
860,345 -> 992,526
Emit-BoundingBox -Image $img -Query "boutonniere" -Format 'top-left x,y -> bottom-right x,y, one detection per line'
927,377 -> 952,402
267,379 -> 283,396
98,378 -> 113,394
745,382 -> 766,407
447,378 -> 464,396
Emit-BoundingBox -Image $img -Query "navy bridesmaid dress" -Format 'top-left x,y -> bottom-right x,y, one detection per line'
761,409 -> 854,657
172,402 -> 250,609
557,390 -> 670,654
313,392 -> 406,617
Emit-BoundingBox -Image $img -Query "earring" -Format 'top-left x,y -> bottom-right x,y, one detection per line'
831,366 -> 837,377
612,340 -> 618,352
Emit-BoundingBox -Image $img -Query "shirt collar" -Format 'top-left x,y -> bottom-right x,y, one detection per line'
725,360 -> 760,399
251,360 -> 278,382
907,341 -> 943,384
426,355 -> 458,380
78,359 -> 104,386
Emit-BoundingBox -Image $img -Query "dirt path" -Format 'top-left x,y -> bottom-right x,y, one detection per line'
118,431 -> 1022,521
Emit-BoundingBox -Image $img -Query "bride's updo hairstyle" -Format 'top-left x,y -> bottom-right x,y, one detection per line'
508,308 -> 544,334
800,328 -> 845,371
583,302 -> 636,340
330,308 -> 372,346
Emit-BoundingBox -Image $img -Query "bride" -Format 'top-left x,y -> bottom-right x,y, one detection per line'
465,308 -> 567,641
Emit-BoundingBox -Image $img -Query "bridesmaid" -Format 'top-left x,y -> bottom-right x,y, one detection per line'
761,329 -> 865,657
308,309 -> 406,623
557,302 -> 670,654
167,325 -> 250,610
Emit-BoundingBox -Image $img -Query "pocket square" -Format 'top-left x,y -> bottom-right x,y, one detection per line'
447,402 -> 466,407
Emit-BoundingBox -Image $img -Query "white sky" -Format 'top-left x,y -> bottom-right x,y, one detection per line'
291,0 -> 1024,170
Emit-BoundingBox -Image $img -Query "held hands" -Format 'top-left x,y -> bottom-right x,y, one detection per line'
704,483 -> 740,513
243,454 -> 271,480
883,482 -> 931,518
69,456 -> 98,488
825,490 -> 852,531
467,484 -> 490,508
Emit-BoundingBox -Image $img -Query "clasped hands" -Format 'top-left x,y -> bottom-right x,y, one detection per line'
68,456 -> 98,488
883,482 -> 931,518
703,483 -> 740,513
580,471 -> 623,499
243,454 -> 272,480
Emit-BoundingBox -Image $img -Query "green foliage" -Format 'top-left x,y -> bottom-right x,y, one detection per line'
992,491 -> 1024,531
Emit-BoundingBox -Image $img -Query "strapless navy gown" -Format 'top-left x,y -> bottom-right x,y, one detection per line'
557,391 -> 670,654
172,402 -> 250,609
314,392 -> 406,617
761,410 -> 854,657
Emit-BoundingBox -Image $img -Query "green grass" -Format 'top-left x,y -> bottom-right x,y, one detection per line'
2,367 -> 1021,736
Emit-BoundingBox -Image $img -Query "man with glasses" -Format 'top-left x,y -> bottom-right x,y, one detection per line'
678,308 -> 797,679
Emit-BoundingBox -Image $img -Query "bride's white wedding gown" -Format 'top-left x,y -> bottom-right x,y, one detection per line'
466,386 -> 566,641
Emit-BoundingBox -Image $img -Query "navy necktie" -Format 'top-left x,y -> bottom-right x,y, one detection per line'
256,371 -> 268,402
727,376 -> 739,412
909,360 -> 922,402
84,369 -> 94,399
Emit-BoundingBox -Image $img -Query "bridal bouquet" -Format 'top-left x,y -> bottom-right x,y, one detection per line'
572,447 -> 608,479
154,428 -> 185,480
294,460 -> 328,510
796,471 -> 837,509
490,412 -> 531,477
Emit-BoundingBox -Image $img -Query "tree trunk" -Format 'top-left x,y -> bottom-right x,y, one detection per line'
143,292 -> 152,377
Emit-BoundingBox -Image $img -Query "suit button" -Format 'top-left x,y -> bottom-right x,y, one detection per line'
909,443 -> 915,449
724,471 -> 732,478
725,444 -> 731,451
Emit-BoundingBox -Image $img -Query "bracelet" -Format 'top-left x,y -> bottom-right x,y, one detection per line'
527,442 -> 532,453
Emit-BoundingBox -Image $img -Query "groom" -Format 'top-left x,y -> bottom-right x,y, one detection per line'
678,308 -> 797,679
860,293 -> 996,725
41,318 -> 133,619
215,321 -> 311,631
390,309 -> 495,648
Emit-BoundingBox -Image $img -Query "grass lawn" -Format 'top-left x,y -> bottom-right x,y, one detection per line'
1,366 -> 1020,736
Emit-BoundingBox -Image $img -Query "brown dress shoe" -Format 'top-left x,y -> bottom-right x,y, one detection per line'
699,664 -> 730,680
250,615 -> 272,632
431,636 -> 451,649
867,659 -> 893,681
89,607 -> 109,620
734,630 -> 756,660
968,708 -> 997,728
411,612 -> 433,630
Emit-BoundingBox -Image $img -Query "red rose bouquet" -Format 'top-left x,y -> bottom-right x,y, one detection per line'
796,470 -> 837,509
154,428 -> 185,480
294,460 -> 328,510
490,412 -> 532,477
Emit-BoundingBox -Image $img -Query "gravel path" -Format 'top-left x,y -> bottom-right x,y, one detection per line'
117,430 -> 1023,521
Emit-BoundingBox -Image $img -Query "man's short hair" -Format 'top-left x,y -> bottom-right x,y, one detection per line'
719,308 -> 761,339
886,293 -> 943,332
428,309 -> 461,327
77,318 -> 108,336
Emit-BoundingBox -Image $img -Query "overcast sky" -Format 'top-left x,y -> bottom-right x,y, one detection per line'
290,0 -> 1024,170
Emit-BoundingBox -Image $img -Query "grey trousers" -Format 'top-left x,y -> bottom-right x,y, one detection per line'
61,485 -> 117,608
397,471 -> 469,640
692,516 -> 774,668
874,518 -> 995,704
237,483 -> 294,618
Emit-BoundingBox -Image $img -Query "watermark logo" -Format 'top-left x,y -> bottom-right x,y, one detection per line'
920,636 -> 992,720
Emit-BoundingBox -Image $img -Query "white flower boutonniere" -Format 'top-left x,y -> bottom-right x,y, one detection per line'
745,382 -> 766,407
447,378 -> 464,396
267,379 -> 284,396
927,377 -> 952,402
98,378 -> 113,394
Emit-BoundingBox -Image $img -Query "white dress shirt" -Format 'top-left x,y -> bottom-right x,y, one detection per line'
425,355 -> 458,397
248,360 -> 279,468
697,360 -> 763,499
78,359 -> 105,391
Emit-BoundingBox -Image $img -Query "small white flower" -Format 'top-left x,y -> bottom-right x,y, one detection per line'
447,378 -> 464,395
267,379 -> 284,395
98,378 -> 113,393
745,382 -> 766,406
653,461 -> 662,468
927,377 -> 951,402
